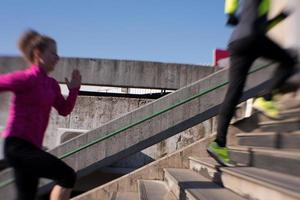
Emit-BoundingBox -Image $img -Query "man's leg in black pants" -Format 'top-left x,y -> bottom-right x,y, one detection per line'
207,46 -> 256,166
216,54 -> 255,147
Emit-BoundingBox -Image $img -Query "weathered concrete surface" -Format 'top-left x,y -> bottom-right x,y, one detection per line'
52,96 -> 213,169
71,135 -> 215,200
111,119 -> 213,169
49,119 -> 214,193
45,96 -> 152,148
0,95 -> 152,148
0,56 -> 215,90
0,93 -> 11,128
45,60 -> 273,174
0,93 -> 211,169
0,59 -> 277,199
57,128 -> 89,145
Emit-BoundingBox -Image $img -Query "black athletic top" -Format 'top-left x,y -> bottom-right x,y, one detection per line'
229,0 -> 269,43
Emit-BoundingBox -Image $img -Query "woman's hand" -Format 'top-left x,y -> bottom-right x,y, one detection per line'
65,69 -> 81,90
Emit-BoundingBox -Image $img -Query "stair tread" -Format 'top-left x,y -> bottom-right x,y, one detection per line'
164,168 -> 245,200
280,107 -> 300,115
189,156 -> 220,168
109,192 -> 139,200
236,131 -> 300,149
189,157 -> 300,198
236,131 -> 300,137
138,180 -> 176,200
190,156 -> 247,169
229,146 -> 300,158
222,167 -> 300,197
259,118 -> 300,125
236,132 -> 277,137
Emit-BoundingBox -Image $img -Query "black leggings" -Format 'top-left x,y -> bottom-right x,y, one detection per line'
4,137 -> 76,200
216,35 -> 297,147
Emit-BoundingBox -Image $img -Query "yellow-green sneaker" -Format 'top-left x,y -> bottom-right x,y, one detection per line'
207,142 -> 234,167
253,97 -> 280,119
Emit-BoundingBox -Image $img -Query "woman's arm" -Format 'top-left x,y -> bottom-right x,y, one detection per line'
53,70 -> 81,116
0,70 -> 31,92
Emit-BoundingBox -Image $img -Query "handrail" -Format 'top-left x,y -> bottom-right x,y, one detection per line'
0,61 -> 275,189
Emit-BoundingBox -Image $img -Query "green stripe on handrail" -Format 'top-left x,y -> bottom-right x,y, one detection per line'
0,61 -> 275,189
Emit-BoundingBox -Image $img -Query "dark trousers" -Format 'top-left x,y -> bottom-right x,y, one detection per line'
4,137 -> 77,200
216,35 -> 296,147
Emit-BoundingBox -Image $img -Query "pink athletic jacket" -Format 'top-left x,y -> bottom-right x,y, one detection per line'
0,65 -> 79,148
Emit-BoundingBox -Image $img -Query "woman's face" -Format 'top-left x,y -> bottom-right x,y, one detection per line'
39,42 -> 59,73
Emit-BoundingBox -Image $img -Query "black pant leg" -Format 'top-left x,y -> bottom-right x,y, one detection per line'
216,44 -> 256,147
30,149 -> 77,188
4,137 -> 76,196
13,168 -> 39,200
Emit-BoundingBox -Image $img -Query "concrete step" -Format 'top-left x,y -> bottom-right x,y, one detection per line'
244,107 -> 300,124
109,192 -> 139,200
189,157 -> 223,185
229,146 -> 300,177
189,156 -> 300,200
252,107 -> 300,122
278,96 -> 300,110
221,167 -> 300,200
258,118 -> 300,132
228,110 -> 300,137
236,131 -> 300,149
138,180 -> 176,200
164,168 -> 245,200
279,107 -> 300,119
189,156 -> 246,183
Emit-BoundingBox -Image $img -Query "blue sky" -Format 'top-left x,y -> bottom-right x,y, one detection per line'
0,0 -> 232,65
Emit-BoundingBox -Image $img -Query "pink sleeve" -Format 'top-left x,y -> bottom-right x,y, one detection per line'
53,80 -> 79,116
0,70 -> 31,92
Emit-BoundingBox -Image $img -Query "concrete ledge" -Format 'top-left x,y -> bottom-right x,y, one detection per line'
0,56 -> 215,90
57,128 -> 89,145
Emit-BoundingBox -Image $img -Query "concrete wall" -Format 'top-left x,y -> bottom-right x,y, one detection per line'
0,93 -> 213,168
0,93 -> 11,128
45,96 -> 152,148
0,56 -> 215,90
48,96 -> 214,168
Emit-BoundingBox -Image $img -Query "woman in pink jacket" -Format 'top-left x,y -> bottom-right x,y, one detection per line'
1,30 -> 81,200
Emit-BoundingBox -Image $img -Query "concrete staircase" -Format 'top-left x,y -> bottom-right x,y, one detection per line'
188,109 -> 300,200
0,60 -> 277,200
102,108 -> 300,200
